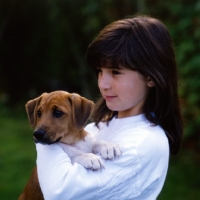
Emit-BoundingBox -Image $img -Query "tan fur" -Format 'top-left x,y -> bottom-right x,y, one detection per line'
18,168 -> 43,200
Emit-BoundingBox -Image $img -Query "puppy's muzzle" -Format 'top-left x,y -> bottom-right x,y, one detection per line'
33,129 -> 61,145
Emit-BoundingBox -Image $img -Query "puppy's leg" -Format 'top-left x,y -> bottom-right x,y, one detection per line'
18,167 -> 44,200
71,153 -> 104,170
92,140 -> 122,160
59,143 -> 104,170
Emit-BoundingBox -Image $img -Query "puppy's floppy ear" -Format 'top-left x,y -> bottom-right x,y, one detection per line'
25,96 -> 42,128
69,93 -> 94,130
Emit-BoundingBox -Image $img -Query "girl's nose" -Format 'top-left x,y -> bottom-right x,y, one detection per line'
98,72 -> 111,90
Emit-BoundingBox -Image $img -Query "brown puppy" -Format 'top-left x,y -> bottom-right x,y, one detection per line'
19,91 -> 121,200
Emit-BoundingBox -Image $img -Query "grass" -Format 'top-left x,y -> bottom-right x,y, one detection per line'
0,115 -> 36,200
0,113 -> 200,199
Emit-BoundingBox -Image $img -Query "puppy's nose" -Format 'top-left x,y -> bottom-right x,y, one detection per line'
33,129 -> 45,142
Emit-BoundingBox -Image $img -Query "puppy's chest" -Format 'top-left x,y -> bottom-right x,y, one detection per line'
74,134 -> 94,153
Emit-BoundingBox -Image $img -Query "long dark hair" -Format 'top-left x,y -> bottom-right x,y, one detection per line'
86,15 -> 183,155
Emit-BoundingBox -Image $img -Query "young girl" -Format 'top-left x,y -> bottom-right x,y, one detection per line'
36,15 -> 183,199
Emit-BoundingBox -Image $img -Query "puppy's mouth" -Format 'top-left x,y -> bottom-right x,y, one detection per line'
34,136 -> 62,145
49,136 -> 62,144
33,129 -> 63,145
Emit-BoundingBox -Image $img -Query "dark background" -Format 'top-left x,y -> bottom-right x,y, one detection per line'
0,0 -> 200,199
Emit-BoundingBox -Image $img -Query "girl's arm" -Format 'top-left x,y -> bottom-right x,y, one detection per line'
36,142 -> 142,200
36,143 -> 99,200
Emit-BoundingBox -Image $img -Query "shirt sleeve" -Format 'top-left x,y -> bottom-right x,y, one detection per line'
36,142 -> 141,200
36,143 -> 98,200
135,126 -> 170,200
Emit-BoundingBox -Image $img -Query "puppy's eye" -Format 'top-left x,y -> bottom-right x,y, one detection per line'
53,109 -> 64,118
37,110 -> 42,118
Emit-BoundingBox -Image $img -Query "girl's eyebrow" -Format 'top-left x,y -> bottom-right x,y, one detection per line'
113,66 -> 124,70
112,68 -> 123,71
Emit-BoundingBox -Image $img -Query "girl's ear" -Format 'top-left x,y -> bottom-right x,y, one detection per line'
147,76 -> 155,87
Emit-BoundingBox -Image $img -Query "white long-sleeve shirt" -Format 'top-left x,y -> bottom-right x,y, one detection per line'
36,114 -> 169,200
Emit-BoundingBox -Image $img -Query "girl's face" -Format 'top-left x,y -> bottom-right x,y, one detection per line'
98,67 -> 154,118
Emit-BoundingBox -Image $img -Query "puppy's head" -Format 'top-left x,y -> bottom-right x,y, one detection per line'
25,91 -> 94,145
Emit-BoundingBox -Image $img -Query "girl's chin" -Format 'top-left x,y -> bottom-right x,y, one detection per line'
106,104 -> 118,111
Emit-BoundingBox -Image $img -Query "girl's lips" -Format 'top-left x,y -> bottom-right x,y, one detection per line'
104,95 -> 116,100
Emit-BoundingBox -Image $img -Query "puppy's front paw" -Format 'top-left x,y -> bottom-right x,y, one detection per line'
92,141 -> 122,160
72,153 -> 104,170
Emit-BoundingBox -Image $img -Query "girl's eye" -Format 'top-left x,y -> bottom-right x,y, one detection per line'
37,110 -> 42,118
112,70 -> 121,75
53,109 -> 64,118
